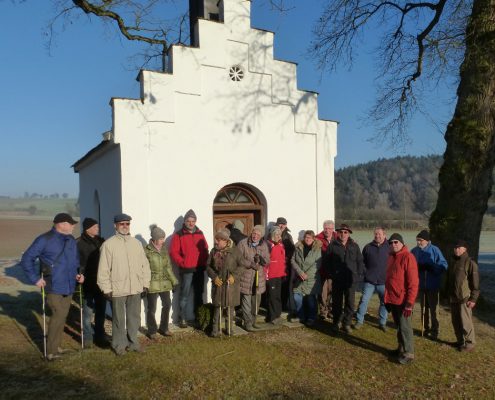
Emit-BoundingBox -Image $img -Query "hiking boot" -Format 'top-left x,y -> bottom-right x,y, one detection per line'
83,341 -> 93,349
146,333 -> 157,341
306,319 -> 315,327
245,324 -> 257,332
46,353 -> 62,362
353,323 -> 363,330
379,324 -> 387,333
428,331 -> 438,340
342,325 -> 352,334
179,319 -> 188,329
398,353 -> 415,365
331,322 -> 340,333
460,343 -> 475,352
129,346 -> 145,354
158,329 -> 173,337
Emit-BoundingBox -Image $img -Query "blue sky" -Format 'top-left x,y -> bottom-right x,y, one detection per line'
0,1 -> 453,197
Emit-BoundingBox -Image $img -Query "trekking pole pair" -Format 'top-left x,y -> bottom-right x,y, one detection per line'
41,273 -> 47,359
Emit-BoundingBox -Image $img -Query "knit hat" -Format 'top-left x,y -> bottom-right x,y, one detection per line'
184,209 -> 197,221
82,217 -> 98,231
252,225 -> 265,236
232,219 -> 244,232
114,213 -> 132,223
388,233 -> 404,245
454,239 -> 468,249
215,228 -> 231,241
150,225 -> 166,240
416,229 -> 430,242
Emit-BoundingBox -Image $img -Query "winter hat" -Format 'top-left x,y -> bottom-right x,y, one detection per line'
276,217 -> 288,225
83,217 -> 98,231
53,213 -> 78,225
232,219 -> 244,232
388,233 -> 404,245
114,213 -> 132,223
184,209 -> 197,221
150,225 -> 166,241
252,225 -> 265,236
215,228 -> 231,241
416,229 -> 430,242
336,223 -> 353,234
454,239 -> 468,249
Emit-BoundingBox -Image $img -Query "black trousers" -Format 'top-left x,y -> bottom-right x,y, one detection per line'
146,291 -> 171,334
267,277 -> 283,321
332,283 -> 357,327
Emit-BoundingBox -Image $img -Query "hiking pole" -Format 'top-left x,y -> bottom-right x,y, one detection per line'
79,284 -> 84,349
227,278 -> 231,337
41,273 -> 47,359
254,269 -> 259,326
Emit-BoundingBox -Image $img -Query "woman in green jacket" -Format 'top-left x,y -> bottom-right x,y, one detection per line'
145,225 -> 178,339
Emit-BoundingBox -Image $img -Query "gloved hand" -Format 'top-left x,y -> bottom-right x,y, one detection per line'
227,275 -> 235,285
402,303 -> 413,318
141,287 -> 149,298
172,284 -> 178,293
104,292 -> 113,301
253,254 -> 260,264
258,255 -> 267,267
214,276 -> 223,287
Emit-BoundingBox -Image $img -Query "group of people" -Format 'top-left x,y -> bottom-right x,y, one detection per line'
20,211 -> 480,365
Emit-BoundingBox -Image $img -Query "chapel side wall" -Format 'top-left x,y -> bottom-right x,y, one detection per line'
77,145 -> 122,239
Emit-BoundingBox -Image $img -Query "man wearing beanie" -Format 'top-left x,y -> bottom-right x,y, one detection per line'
170,209 -> 209,328
77,217 -> 106,348
385,233 -> 419,365
411,229 -> 448,339
21,213 -> 83,361
98,213 -> 151,355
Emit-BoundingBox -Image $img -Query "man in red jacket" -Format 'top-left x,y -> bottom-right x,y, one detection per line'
384,233 -> 419,365
170,209 -> 209,328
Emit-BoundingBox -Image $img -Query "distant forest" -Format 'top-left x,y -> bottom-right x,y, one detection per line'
335,155 -> 495,229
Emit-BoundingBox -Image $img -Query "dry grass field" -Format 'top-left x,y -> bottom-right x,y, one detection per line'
0,218 -> 53,258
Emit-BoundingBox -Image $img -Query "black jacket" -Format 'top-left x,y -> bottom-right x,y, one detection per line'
362,240 -> 390,285
77,232 -> 105,293
325,238 -> 364,288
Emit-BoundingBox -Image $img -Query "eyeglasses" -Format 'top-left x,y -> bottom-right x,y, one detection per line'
390,240 -> 400,244
118,222 -> 130,226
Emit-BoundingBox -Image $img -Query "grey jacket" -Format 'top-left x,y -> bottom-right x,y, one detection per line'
237,237 -> 270,295
291,239 -> 322,296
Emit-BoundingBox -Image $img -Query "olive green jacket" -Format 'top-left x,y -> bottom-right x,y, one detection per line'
291,239 -> 322,296
447,252 -> 480,303
145,242 -> 178,293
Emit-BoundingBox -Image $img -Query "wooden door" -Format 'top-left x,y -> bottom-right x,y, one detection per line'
213,212 -> 254,235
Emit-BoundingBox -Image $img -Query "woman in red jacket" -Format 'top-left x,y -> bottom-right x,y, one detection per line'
266,227 -> 287,324
384,233 -> 419,365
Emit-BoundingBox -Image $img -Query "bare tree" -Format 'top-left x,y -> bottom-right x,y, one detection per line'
312,0 -> 494,259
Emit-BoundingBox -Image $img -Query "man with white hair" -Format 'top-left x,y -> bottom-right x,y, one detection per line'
237,225 -> 270,331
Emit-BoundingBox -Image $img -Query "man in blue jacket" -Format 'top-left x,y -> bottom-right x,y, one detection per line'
354,227 -> 390,331
21,213 -> 84,361
411,229 -> 448,339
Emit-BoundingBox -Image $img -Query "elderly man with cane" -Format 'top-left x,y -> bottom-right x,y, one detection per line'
21,213 -> 84,361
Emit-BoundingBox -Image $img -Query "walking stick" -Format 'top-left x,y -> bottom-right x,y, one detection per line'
41,273 -> 47,359
219,294 -> 223,336
254,269 -> 259,325
227,278 -> 231,337
421,271 -> 427,337
79,284 -> 84,349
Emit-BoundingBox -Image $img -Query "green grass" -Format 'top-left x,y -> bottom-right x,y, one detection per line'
0,198 -> 78,217
1,294 -> 495,399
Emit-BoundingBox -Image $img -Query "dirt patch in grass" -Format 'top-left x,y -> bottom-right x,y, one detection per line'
0,218 -> 53,258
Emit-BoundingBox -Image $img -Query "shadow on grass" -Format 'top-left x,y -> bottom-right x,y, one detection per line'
4,261 -> 33,285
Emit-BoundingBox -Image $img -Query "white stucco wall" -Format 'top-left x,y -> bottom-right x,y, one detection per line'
76,0 -> 337,326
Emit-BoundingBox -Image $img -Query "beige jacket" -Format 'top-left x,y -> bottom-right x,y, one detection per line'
97,233 -> 151,297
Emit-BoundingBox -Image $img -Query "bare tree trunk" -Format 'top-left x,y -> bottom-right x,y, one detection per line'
430,0 -> 495,261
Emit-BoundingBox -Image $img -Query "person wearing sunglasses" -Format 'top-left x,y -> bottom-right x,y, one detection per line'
384,233 -> 419,365
97,213 -> 151,355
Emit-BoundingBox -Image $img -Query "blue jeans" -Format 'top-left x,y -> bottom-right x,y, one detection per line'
293,293 -> 317,323
82,291 -> 107,342
355,282 -> 388,326
179,268 -> 205,321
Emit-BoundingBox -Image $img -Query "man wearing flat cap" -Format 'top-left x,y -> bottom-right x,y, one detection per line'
21,213 -> 84,361
98,213 -> 151,355
325,223 -> 364,333
77,217 -> 106,347
411,229 -> 448,339
170,209 -> 209,328
447,239 -> 480,352
384,233 -> 419,365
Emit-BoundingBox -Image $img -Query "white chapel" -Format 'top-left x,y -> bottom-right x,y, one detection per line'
73,0 -> 337,249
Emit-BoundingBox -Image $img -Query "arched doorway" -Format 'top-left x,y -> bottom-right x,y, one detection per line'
213,184 -> 265,236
